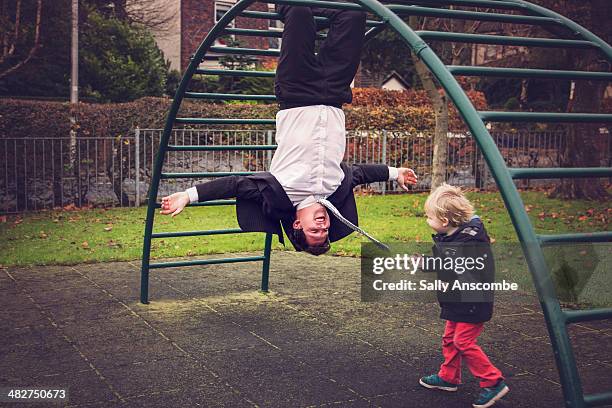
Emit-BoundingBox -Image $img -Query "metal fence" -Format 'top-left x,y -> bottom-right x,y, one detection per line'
1,128 -> 609,213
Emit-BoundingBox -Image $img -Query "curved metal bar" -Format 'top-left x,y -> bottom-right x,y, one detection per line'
143,3 -> 611,406
347,1 -> 596,407
140,0 -> 259,304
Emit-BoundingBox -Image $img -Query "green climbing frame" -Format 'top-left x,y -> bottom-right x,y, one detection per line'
140,1 -> 612,406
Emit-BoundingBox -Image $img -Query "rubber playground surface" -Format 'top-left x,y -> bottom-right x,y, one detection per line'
1,251 -> 611,407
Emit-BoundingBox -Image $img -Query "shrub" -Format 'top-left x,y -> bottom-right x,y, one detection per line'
0,87 -> 490,140
80,11 -> 167,102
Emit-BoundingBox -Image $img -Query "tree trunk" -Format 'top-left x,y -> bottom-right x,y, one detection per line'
408,16 -> 453,191
549,77 -> 609,200
411,50 -> 449,191
548,1 -> 609,201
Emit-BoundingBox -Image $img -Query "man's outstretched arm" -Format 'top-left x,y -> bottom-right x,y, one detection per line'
160,176 -> 261,217
350,164 -> 418,191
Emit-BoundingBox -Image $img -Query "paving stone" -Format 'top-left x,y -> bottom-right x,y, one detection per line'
203,345 -> 356,407
1,253 -> 609,408
99,356 -> 219,399
119,382 -> 255,408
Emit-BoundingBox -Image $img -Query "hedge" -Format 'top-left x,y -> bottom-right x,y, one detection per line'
0,88 -> 490,140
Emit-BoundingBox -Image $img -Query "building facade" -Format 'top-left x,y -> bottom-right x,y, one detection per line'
151,0 -> 278,72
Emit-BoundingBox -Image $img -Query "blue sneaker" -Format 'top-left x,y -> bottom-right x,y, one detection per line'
473,380 -> 510,408
419,374 -> 459,392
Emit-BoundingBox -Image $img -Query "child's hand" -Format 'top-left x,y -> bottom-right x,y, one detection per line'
397,168 -> 418,191
160,192 -> 190,217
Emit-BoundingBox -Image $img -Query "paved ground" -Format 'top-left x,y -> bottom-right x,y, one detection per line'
1,251 -> 611,408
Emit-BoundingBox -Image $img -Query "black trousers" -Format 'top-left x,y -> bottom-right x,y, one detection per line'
274,5 -> 366,110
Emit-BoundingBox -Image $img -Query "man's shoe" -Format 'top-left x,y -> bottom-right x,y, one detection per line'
472,380 -> 510,408
419,374 -> 459,392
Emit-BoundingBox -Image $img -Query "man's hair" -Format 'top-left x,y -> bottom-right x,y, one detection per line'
290,227 -> 331,256
424,183 -> 474,227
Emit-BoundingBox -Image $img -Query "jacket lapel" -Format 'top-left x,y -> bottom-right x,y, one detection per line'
235,172 -> 294,245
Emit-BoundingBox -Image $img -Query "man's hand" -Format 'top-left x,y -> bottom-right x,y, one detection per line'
160,192 -> 190,217
397,168 -> 418,192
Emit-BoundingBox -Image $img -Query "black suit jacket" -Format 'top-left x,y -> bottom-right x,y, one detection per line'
194,163 -> 390,247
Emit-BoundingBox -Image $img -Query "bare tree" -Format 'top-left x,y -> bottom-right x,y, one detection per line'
94,0 -> 177,32
0,0 -> 42,79
84,0 -> 176,32
409,9 -> 488,190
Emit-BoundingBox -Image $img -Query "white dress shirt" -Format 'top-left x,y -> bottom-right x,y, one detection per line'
187,105 -> 398,207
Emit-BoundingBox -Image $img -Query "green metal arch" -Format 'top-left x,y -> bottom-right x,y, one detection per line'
141,2 -> 612,407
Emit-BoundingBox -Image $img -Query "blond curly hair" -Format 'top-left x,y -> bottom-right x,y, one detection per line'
424,183 -> 474,227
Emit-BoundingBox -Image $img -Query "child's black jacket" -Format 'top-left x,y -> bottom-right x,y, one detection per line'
430,216 -> 494,323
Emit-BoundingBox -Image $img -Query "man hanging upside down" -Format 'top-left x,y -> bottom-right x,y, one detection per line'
160,5 -> 418,255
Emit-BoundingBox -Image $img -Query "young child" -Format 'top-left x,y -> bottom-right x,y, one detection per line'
419,183 -> 509,408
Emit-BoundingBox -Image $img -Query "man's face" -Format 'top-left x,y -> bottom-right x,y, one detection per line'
293,203 -> 330,246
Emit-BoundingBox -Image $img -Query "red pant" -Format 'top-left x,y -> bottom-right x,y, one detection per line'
438,320 -> 503,388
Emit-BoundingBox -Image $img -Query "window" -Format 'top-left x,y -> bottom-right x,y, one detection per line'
268,3 -> 283,50
215,1 -> 235,25
214,1 -> 235,46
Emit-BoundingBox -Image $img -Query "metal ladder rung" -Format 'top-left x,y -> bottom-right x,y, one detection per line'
223,27 -> 327,40
184,92 -> 276,101
152,228 -> 246,239
208,46 -> 280,57
416,31 -> 596,48
447,66 -> 612,80
266,0 -> 362,11
161,171 -> 256,179
538,231 -> 612,244
224,27 -> 282,38
195,68 -> 276,78
389,0 -> 529,10
175,118 -> 275,125
388,5 -> 558,25
167,145 -> 277,152
153,200 -> 237,208
479,111 -> 612,123
239,10 -> 384,27
583,391 -> 612,407
149,256 -> 266,269
508,167 -> 612,179
564,308 -> 612,324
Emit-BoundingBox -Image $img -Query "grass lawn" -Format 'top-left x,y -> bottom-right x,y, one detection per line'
1,190 -> 608,267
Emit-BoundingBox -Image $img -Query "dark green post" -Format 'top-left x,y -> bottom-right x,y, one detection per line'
261,233 -> 273,293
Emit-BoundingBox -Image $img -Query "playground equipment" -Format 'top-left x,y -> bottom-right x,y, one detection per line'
140,1 -> 612,406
